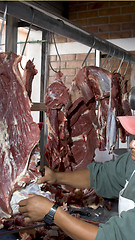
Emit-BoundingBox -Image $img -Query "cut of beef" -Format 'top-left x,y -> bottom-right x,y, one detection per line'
45,66 -> 131,171
23,59 -> 38,101
0,52 -> 40,218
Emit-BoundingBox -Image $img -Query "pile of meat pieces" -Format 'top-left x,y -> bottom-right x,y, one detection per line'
0,52 -> 41,219
45,66 -> 131,171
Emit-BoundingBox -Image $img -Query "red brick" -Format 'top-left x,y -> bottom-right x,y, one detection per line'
72,19 -> 87,27
75,53 -> 87,61
62,68 -> 76,76
69,2 -> 87,12
50,61 -> 66,69
99,7 -> 120,17
54,35 -> 68,43
60,54 -> 76,61
132,31 -> 135,37
48,76 -> 55,85
110,15 -> 132,24
109,2 -> 131,7
86,59 -> 95,66
86,26 -> 98,34
69,12 -> 78,20
49,69 -> 57,77
122,22 -> 135,31
122,5 -> 135,14
130,51 -> 135,55
131,14 -> 135,21
76,53 -> 95,61
78,10 -> 98,19
88,2 -> 109,10
64,76 -> 74,85
99,24 -> 120,33
87,16 -> 109,25
49,55 -> 57,61
97,32 -> 109,39
110,31 -> 132,39
66,61 -> 82,69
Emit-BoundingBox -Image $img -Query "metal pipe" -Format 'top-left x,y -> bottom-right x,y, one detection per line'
0,1 -> 135,64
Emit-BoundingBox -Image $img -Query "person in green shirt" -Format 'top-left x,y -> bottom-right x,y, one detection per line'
19,116 -> 135,240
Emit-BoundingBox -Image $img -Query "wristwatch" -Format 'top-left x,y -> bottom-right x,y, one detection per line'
44,203 -> 59,225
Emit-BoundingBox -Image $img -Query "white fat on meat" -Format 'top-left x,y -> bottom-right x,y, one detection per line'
10,182 -> 54,215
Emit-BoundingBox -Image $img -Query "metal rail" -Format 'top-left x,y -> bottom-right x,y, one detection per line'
0,1 -> 135,64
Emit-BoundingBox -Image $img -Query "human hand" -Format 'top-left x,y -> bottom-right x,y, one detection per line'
19,195 -> 54,223
37,166 -> 57,185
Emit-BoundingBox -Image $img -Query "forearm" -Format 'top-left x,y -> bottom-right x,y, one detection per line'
54,207 -> 98,240
55,168 -> 90,189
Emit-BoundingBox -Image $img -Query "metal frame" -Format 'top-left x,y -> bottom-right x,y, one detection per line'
0,1 -> 135,64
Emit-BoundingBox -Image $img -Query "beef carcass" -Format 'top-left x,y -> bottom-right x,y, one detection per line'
45,66 -> 131,171
0,52 -> 40,218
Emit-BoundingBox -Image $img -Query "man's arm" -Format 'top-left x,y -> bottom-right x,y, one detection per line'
37,166 -> 90,189
54,204 -> 98,240
19,195 -> 98,240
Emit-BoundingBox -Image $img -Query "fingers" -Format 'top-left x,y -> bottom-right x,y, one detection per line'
19,199 -> 28,207
37,176 -> 46,184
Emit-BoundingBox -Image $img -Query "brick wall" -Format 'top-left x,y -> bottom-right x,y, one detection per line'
69,1 -> 135,39
49,51 -> 95,88
48,1 -> 135,90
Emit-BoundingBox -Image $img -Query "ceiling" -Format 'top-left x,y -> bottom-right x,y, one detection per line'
25,1 -> 69,18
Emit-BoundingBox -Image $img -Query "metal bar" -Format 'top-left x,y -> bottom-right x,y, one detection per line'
5,15 -> 18,53
31,102 -> 47,111
40,30 -> 49,168
0,1 -> 135,64
0,4 -> 7,45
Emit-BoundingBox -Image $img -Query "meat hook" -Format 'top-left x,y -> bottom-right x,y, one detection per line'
81,38 -> 95,69
106,49 -> 115,70
124,61 -> 130,76
53,33 -> 61,72
101,46 -> 111,69
0,4 -> 7,46
20,8 -> 34,70
117,53 -> 125,73
109,56 -> 118,72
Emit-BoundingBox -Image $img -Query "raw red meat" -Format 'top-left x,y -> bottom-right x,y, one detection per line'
0,52 -> 40,218
23,60 -> 38,101
45,67 -> 131,171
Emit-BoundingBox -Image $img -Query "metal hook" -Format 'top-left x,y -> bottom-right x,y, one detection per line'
124,61 -> 130,76
101,46 -> 111,68
20,8 -> 34,70
53,33 -> 61,72
0,4 -> 7,46
109,56 -> 118,72
117,53 -> 125,73
106,49 -> 115,70
81,38 -> 95,69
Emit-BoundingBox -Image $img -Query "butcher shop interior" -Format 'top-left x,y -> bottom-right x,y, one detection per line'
1,1 -> 135,239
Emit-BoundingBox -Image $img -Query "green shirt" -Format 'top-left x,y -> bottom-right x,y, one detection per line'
87,152 -> 135,240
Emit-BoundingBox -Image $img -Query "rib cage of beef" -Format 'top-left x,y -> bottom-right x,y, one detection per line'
45,66 -> 131,171
0,52 -> 40,218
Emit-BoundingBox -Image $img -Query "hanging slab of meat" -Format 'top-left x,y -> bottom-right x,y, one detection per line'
45,71 -> 70,171
45,67 -> 131,171
0,52 -> 40,218
23,59 -> 38,101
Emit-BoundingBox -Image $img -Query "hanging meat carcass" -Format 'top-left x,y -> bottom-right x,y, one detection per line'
0,52 -> 41,219
45,66 -> 131,171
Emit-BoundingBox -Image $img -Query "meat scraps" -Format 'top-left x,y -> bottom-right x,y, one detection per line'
0,52 -> 40,218
45,67 -> 131,171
